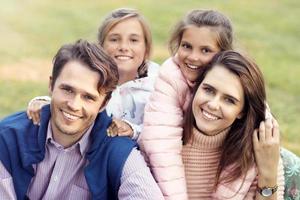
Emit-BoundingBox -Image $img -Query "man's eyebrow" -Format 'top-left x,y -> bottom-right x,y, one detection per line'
84,91 -> 98,100
60,83 -> 99,99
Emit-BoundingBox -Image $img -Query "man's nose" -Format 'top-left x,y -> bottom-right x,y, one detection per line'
67,95 -> 82,111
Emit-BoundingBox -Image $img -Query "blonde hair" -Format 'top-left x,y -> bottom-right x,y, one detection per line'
98,8 -> 152,78
169,9 -> 233,55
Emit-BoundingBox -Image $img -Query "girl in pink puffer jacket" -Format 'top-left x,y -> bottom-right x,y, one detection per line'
138,9 -> 282,200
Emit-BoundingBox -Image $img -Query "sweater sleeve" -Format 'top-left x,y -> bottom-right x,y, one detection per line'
138,58 -> 189,200
212,157 -> 284,200
244,158 -> 285,200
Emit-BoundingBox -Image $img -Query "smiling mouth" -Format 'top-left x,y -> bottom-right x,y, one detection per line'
186,63 -> 201,70
115,55 -> 132,61
201,109 -> 220,121
61,110 -> 81,121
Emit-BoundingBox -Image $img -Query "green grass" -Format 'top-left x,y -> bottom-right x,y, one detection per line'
0,0 -> 299,155
0,80 -> 48,115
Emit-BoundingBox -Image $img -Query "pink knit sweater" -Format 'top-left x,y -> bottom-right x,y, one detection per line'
182,128 -> 285,200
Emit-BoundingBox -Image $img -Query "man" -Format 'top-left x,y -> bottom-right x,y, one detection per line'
0,40 -> 163,200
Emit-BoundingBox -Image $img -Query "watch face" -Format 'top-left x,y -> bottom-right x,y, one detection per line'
262,188 -> 272,197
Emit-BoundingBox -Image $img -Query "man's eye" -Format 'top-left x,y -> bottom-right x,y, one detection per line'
62,87 -> 73,93
84,95 -> 94,101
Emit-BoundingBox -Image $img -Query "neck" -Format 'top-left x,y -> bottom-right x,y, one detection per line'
118,73 -> 137,85
50,121 -> 89,148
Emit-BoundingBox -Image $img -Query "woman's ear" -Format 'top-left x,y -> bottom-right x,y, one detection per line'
237,111 -> 244,119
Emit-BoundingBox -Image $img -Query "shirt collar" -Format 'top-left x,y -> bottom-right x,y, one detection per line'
46,120 -> 94,156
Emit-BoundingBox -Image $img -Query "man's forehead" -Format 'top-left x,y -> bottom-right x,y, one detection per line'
55,61 -> 102,95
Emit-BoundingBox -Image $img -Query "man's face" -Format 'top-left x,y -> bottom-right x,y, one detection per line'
49,61 -> 107,146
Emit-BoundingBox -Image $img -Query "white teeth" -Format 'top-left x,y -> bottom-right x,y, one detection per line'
116,56 -> 131,60
62,111 -> 80,121
202,110 -> 219,120
186,63 -> 199,69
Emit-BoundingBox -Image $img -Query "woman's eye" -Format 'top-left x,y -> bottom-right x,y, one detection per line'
225,97 -> 236,105
201,48 -> 211,54
203,87 -> 213,94
130,38 -> 139,42
108,38 -> 118,42
181,43 -> 191,49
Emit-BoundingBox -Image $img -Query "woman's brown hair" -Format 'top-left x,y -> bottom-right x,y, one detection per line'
183,50 -> 266,188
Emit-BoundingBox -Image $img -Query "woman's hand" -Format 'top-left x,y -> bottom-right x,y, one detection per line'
253,117 -> 280,188
107,118 -> 134,138
26,99 -> 50,125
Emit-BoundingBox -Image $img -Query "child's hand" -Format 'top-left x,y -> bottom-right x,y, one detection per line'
107,119 -> 133,138
26,99 -> 50,125
253,117 -> 280,187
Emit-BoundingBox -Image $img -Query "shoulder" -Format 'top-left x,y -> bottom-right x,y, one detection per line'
158,57 -> 187,85
152,57 -> 189,99
160,57 -> 181,73
105,136 -> 137,156
147,60 -> 160,78
0,111 -> 33,136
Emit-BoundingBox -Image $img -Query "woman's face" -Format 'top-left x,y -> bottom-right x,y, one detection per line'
192,65 -> 245,136
103,17 -> 147,84
177,25 -> 220,83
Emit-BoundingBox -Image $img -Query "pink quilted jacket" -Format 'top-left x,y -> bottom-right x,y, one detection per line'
138,57 -> 285,200
138,57 -> 192,200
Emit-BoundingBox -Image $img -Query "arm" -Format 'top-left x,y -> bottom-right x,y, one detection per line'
26,96 -> 51,125
0,161 -> 17,200
138,59 -> 189,199
253,118 -> 284,200
118,148 -> 164,200
107,118 -> 134,138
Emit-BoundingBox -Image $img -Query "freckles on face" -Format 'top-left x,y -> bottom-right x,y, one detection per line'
177,26 -> 221,83
102,17 -> 147,84
192,65 -> 245,136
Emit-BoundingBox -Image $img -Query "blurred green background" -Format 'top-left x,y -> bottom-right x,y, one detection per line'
0,0 -> 299,155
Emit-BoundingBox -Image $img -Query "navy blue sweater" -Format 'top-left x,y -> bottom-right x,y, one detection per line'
0,105 -> 136,200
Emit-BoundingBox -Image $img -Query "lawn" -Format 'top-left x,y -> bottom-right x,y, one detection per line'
0,0 -> 299,155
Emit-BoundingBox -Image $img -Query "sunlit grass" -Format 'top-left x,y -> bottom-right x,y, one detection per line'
0,0 -> 299,155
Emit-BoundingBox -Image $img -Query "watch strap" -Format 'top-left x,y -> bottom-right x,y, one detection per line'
257,185 -> 278,196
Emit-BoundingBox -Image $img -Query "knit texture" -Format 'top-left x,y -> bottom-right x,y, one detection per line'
182,128 -> 228,199
182,128 -> 285,200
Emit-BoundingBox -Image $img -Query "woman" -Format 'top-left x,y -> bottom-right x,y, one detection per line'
182,50 -> 285,199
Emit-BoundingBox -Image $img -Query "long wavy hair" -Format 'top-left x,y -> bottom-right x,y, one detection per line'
183,50 -> 266,187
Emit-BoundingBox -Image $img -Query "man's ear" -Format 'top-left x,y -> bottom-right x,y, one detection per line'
48,76 -> 53,96
98,94 -> 111,113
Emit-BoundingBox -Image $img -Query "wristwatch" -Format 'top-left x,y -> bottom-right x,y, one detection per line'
257,185 -> 278,197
